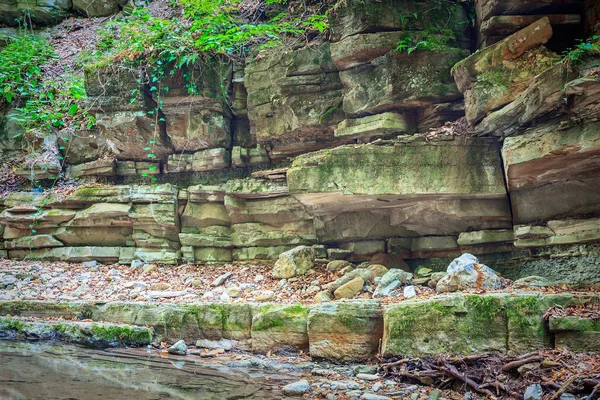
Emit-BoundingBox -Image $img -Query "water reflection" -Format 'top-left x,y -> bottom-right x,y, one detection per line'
0,340 -> 297,399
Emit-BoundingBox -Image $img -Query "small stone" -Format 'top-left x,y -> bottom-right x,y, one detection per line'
226,287 -> 242,298
428,389 -> 442,400
334,276 -> 364,299
513,275 -> 551,289
82,260 -> 100,268
168,340 -> 187,355
109,268 -> 120,275
195,338 -> 234,351
356,373 -> 379,381
403,285 -> 417,299
371,382 -> 383,392
368,264 -> 388,279
428,272 -> 447,289
373,269 -> 413,297
282,379 -> 310,395
312,368 -> 334,376
340,265 -> 355,275
255,290 -> 275,302
517,363 -> 538,375
142,264 -> 157,274
272,246 -> 316,279
314,291 -> 332,302
190,279 -> 202,287
131,259 -> 144,268
411,277 -> 430,285
327,260 -> 351,271
254,274 -> 265,283
211,272 -> 232,287
362,394 -> 391,400
151,282 -> 171,291
524,384 -> 543,400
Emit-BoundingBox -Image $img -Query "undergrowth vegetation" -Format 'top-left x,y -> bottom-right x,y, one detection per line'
0,34 -> 93,142
83,0 -> 332,66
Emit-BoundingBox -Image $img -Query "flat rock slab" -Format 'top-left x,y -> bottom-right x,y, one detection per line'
0,316 -> 153,348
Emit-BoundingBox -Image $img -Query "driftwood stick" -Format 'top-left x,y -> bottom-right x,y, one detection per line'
441,362 -> 497,399
547,376 -> 578,400
502,356 -> 543,372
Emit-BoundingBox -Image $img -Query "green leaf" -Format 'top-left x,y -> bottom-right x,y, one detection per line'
141,173 -> 149,177
148,153 -> 155,158
144,146 -> 151,151
149,139 -> 156,144
69,103 -> 78,116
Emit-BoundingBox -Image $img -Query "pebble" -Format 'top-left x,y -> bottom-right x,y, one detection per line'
150,282 -> 171,291
362,394 -> 391,400
356,373 -> 379,381
142,264 -> 157,274
282,379 -> 310,395
81,261 -> 100,268
168,340 -> 187,355
255,290 -> 275,302
330,380 -> 361,390
254,275 -> 264,283
131,259 -> 144,268
428,389 -> 442,400
371,382 -> 383,392
312,368 -> 334,377
355,365 -> 378,375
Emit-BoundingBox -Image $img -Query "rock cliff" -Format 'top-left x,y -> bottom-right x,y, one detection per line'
1,0 -> 599,285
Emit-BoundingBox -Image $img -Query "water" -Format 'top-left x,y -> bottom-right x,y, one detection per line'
0,340 -> 299,399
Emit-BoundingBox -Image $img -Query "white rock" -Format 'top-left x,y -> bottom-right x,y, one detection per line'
282,380 -> 310,395
168,340 -> 187,355
403,285 -> 417,299
195,338 -> 235,351
357,373 -> 380,381
436,253 -> 502,293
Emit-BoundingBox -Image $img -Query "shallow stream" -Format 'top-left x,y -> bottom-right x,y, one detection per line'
0,340 -> 298,399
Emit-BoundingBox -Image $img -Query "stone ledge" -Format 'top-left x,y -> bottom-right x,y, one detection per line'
3,293 -> 597,361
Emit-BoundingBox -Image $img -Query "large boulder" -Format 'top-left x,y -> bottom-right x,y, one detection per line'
271,245 -> 316,279
436,253 -> 502,293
